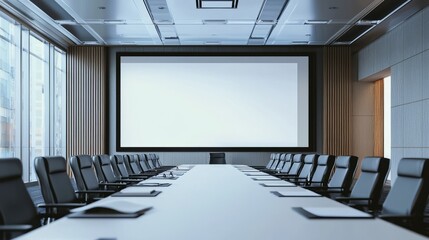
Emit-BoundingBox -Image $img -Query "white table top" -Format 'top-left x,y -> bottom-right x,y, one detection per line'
17,165 -> 427,240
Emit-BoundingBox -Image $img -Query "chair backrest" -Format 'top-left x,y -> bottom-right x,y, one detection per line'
0,158 -> 39,229
110,155 -> 130,178
382,158 -> 429,216
265,153 -> 275,169
138,154 -> 151,172
124,154 -> 142,174
70,155 -> 100,191
146,154 -> 156,169
310,155 -> 335,186
328,155 -> 358,193
269,153 -> 282,170
298,154 -> 318,179
276,153 -> 286,170
280,153 -> 294,173
287,154 -> 305,175
93,154 -> 119,183
34,156 -> 77,204
153,154 -> 162,168
209,153 -> 226,164
349,157 -> 390,207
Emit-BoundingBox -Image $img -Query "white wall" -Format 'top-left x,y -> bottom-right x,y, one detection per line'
356,6 -> 429,182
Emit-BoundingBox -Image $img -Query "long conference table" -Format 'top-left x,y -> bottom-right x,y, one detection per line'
17,165 -> 428,240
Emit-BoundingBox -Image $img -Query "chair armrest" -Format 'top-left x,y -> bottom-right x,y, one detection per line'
292,177 -> 309,180
335,197 -> 372,202
75,190 -> 115,194
273,173 -> 292,176
126,175 -> 148,179
0,225 -> 33,232
99,182 -> 127,187
37,203 -> 86,209
119,178 -> 142,183
138,172 -> 158,176
277,174 -> 298,179
378,214 -> 416,220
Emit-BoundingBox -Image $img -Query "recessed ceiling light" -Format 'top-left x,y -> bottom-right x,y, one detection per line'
292,41 -> 309,44
356,20 -> 380,25
202,19 -> 228,24
304,20 -> 331,25
196,0 -> 238,9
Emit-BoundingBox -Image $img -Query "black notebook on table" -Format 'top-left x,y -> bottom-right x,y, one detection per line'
130,183 -> 171,187
68,200 -> 152,218
111,190 -> 161,197
293,207 -> 374,219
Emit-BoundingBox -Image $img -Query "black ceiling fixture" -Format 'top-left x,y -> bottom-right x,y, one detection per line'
196,0 -> 239,9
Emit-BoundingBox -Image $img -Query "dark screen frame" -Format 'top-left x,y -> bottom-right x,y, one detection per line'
116,51 -> 317,152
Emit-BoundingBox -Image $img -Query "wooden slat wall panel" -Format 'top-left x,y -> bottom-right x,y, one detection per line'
66,46 -> 107,169
323,46 -> 352,156
374,79 -> 384,156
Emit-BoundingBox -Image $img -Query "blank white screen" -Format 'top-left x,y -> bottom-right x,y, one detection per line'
120,56 -> 309,148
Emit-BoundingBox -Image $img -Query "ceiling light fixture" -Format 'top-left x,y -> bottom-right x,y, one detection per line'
356,20 -> 380,25
197,0 -> 238,9
202,19 -> 228,24
304,20 -> 331,25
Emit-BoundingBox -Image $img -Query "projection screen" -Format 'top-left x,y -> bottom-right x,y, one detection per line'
117,54 -> 313,151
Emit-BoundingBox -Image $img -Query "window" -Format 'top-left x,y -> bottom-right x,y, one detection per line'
0,15 -> 19,159
384,76 -> 391,179
0,12 -> 66,182
53,48 -> 66,156
29,35 -> 49,181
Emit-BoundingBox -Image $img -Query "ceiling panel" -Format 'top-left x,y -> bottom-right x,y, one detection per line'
176,24 -> 254,44
55,0 -> 153,23
166,0 -> 265,22
267,24 -> 348,45
280,0 -> 383,24
3,0 -> 423,46
88,24 -> 162,44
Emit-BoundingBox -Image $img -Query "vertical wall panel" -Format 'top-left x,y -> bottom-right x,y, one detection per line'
66,46 -> 107,169
374,79 -> 384,156
403,11 -> 423,59
323,46 -> 352,156
357,6 -> 429,182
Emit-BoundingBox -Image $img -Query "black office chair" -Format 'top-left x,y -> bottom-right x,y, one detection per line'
93,154 -> 141,184
137,154 -> 157,174
275,153 -> 305,177
303,154 -> 335,187
152,154 -> 175,170
209,153 -> 226,164
2,157 -> 82,239
146,154 -> 158,169
0,158 -> 40,239
272,153 -> 294,175
123,154 -> 156,177
252,153 -> 276,170
283,154 -> 319,183
35,156 -> 83,205
377,158 -> 429,232
276,153 -> 287,171
306,155 -> 358,196
110,155 -> 148,180
336,157 -> 390,211
70,155 -> 117,195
